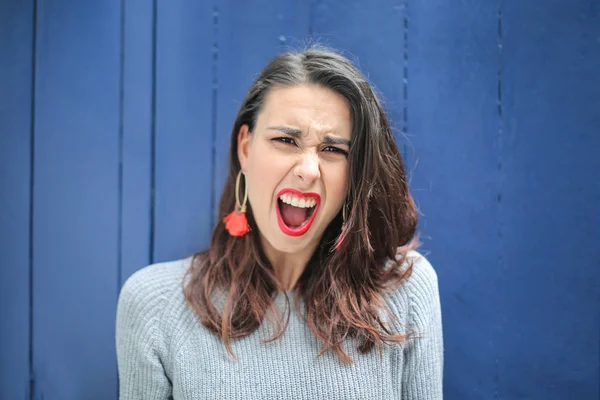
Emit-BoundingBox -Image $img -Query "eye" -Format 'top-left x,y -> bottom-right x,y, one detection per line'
323,146 -> 348,156
272,137 -> 297,146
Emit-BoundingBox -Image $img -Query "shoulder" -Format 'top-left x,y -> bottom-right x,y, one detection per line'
402,250 -> 439,300
383,250 -> 441,331
118,257 -> 191,310
116,256 -> 192,338
116,257 -> 195,389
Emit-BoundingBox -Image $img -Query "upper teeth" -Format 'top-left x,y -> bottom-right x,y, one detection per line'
279,194 -> 317,208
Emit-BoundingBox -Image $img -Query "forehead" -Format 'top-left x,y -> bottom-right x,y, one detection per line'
256,84 -> 352,138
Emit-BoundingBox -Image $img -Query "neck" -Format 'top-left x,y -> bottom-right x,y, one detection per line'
260,235 -> 318,291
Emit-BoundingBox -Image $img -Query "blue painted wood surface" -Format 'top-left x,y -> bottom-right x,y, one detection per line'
407,1 -> 501,397
120,0 -> 154,287
0,0 -> 598,398
30,1 -> 122,398
0,1 -> 34,398
152,0 -> 215,264
499,1 -> 600,398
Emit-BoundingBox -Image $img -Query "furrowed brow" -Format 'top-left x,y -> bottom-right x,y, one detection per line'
323,136 -> 351,147
266,126 -> 303,138
267,126 -> 351,147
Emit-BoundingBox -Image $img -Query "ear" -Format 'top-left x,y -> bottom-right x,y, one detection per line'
237,124 -> 251,171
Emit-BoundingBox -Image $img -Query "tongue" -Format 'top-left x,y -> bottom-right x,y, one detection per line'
280,202 -> 308,228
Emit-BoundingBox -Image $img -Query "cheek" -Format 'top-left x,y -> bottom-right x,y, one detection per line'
244,143 -> 285,210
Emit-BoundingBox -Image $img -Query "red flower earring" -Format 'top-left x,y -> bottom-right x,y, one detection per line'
223,170 -> 251,236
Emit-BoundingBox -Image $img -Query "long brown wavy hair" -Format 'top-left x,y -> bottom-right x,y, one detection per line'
183,46 -> 420,364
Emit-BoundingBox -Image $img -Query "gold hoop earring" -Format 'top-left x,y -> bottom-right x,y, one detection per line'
223,170 -> 251,236
235,169 -> 248,213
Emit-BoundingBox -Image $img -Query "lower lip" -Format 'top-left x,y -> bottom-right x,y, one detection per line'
275,193 -> 320,237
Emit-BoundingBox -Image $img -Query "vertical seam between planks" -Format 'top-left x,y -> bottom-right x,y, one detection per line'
149,0 -> 157,264
29,1 -> 39,399
116,0 -> 125,395
117,0 -> 125,293
210,6 -> 219,228
494,1 -> 504,399
308,0 -> 315,37
403,3 -> 409,136
402,1 -> 409,172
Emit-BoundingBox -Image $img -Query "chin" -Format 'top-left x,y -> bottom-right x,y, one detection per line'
258,224 -> 320,255
269,235 -> 312,254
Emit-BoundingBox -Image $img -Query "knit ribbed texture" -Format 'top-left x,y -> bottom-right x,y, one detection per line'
115,250 -> 444,399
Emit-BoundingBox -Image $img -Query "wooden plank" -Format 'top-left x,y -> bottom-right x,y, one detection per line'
499,1 -> 600,397
152,0 -> 215,262
0,1 -> 34,398
120,0 -> 154,284
406,2 -> 500,397
32,1 -> 121,398
213,0 -> 310,223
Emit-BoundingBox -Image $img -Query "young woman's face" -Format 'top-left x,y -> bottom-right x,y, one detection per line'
238,84 -> 352,255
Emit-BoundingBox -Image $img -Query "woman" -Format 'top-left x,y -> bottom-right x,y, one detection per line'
116,46 -> 443,399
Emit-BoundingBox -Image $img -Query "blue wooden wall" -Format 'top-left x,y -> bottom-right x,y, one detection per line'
1,0 -> 598,399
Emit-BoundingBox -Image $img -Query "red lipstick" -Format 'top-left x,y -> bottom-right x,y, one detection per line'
275,188 -> 321,237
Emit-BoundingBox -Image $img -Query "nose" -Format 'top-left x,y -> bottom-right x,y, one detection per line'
294,152 -> 321,185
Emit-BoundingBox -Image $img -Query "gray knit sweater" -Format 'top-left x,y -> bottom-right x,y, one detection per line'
115,251 -> 444,399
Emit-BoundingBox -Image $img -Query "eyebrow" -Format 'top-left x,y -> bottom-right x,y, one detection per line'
266,125 -> 351,147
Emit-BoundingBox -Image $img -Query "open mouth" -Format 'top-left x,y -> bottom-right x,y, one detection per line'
276,189 -> 320,237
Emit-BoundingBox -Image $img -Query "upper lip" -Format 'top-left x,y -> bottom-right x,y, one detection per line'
276,188 -> 321,202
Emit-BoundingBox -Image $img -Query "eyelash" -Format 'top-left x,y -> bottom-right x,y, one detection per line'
274,137 -> 296,145
323,146 -> 348,156
273,137 -> 348,156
